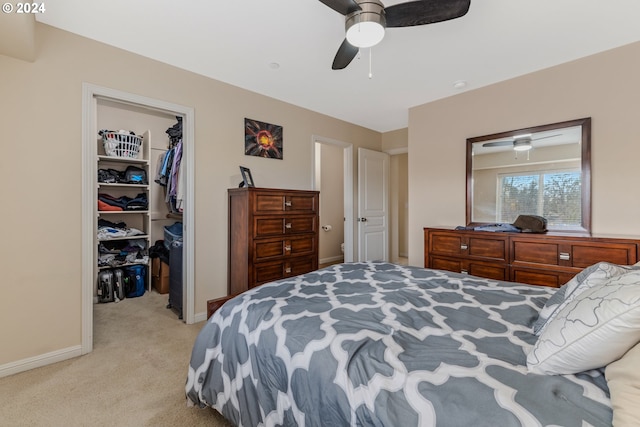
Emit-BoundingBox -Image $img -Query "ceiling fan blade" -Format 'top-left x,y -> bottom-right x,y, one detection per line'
532,133 -> 562,141
385,0 -> 471,27
332,39 -> 359,70
318,0 -> 361,15
482,140 -> 513,148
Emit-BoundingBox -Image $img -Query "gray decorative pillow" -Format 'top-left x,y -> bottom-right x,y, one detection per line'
528,269 -> 640,375
532,262 -> 634,335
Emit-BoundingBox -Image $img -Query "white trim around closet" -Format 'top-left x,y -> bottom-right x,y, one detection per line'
81,83 -> 196,355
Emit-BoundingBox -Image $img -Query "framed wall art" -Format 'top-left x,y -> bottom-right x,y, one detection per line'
244,118 -> 283,159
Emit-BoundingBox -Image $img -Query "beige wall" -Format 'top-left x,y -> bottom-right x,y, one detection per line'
382,128 -> 408,152
318,144 -> 345,262
0,24 -> 381,367
408,41 -> 640,266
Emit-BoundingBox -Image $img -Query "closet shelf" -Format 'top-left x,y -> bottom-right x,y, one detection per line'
98,235 -> 149,242
166,212 -> 183,220
98,261 -> 148,271
97,155 -> 148,165
98,210 -> 150,215
98,183 -> 150,189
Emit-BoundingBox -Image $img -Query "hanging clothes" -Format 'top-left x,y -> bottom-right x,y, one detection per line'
154,117 -> 185,214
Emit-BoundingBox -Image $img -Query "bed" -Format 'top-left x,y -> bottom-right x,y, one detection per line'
186,261 -> 640,426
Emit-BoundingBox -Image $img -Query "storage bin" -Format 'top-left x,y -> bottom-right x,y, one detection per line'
164,222 -> 183,250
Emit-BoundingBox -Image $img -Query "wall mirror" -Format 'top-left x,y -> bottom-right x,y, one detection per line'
466,117 -> 591,233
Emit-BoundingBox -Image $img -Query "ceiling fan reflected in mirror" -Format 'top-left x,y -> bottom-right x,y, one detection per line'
319,0 -> 471,70
482,134 -> 563,152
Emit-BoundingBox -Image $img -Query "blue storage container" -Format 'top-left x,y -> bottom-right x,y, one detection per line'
164,222 -> 183,250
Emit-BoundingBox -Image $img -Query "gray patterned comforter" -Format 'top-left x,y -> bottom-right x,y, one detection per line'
186,262 -> 611,426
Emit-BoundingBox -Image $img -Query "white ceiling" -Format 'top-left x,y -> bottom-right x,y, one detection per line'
37,0 -> 640,132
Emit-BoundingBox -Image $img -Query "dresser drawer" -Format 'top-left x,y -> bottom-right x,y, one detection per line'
511,240 -> 560,266
254,235 -> 316,262
252,256 -> 317,286
511,238 -> 638,268
254,192 -> 318,214
570,242 -> 637,268
429,231 -> 507,261
511,266 -> 577,288
430,256 -> 508,281
254,216 -> 317,237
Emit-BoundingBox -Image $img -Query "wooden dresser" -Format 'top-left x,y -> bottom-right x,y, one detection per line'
424,227 -> 640,287
228,187 -> 319,295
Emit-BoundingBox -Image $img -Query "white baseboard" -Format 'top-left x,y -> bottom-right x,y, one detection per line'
0,345 -> 82,379
320,255 -> 344,265
193,311 -> 208,324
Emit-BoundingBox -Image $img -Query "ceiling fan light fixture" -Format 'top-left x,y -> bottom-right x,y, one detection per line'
345,1 -> 386,48
346,21 -> 385,48
513,139 -> 533,151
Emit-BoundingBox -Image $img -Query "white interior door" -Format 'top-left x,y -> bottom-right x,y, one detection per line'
358,148 -> 389,261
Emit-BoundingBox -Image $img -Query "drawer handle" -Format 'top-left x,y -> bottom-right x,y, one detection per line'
559,252 -> 570,261
460,244 -> 468,250
284,245 -> 292,251
284,201 -> 292,208
460,269 -> 468,275
285,223 -> 292,229
285,267 -> 292,273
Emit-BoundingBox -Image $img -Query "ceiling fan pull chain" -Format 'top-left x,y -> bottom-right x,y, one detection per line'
369,48 -> 373,79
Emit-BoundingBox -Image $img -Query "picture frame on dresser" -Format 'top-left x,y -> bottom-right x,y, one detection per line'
239,166 -> 255,188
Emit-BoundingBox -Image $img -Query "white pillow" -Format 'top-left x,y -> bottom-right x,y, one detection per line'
606,342 -> 640,427
533,262 -> 633,336
527,270 -> 640,375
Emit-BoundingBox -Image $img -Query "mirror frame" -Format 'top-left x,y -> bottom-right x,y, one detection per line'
466,117 -> 592,234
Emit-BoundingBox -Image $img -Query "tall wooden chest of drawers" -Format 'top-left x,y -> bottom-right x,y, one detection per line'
228,188 -> 319,295
424,227 -> 640,287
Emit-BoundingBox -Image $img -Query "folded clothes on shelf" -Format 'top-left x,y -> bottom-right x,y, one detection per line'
98,193 -> 148,211
97,218 -> 145,240
98,239 -> 148,268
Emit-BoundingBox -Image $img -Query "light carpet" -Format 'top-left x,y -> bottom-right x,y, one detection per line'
0,291 -> 232,427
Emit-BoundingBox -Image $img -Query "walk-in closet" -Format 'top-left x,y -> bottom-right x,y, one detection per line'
95,98 -> 185,312
82,84 -> 195,354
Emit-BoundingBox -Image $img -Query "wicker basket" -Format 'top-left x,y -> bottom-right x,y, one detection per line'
102,132 -> 142,159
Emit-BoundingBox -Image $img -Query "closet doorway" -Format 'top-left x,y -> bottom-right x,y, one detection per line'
81,84 -> 195,355
388,149 -> 409,264
312,136 -> 354,265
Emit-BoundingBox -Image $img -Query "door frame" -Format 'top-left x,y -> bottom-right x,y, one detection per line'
385,147 -> 409,263
311,135 -> 354,263
81,83 -> 196,355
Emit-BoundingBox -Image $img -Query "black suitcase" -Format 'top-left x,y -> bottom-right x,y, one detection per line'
112,268 -> 125,302
167,241 -> 183,319
98,270 -> 114,303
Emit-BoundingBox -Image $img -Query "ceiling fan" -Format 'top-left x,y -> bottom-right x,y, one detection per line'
482,134 -> 562,152
319,0 -> 471,70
